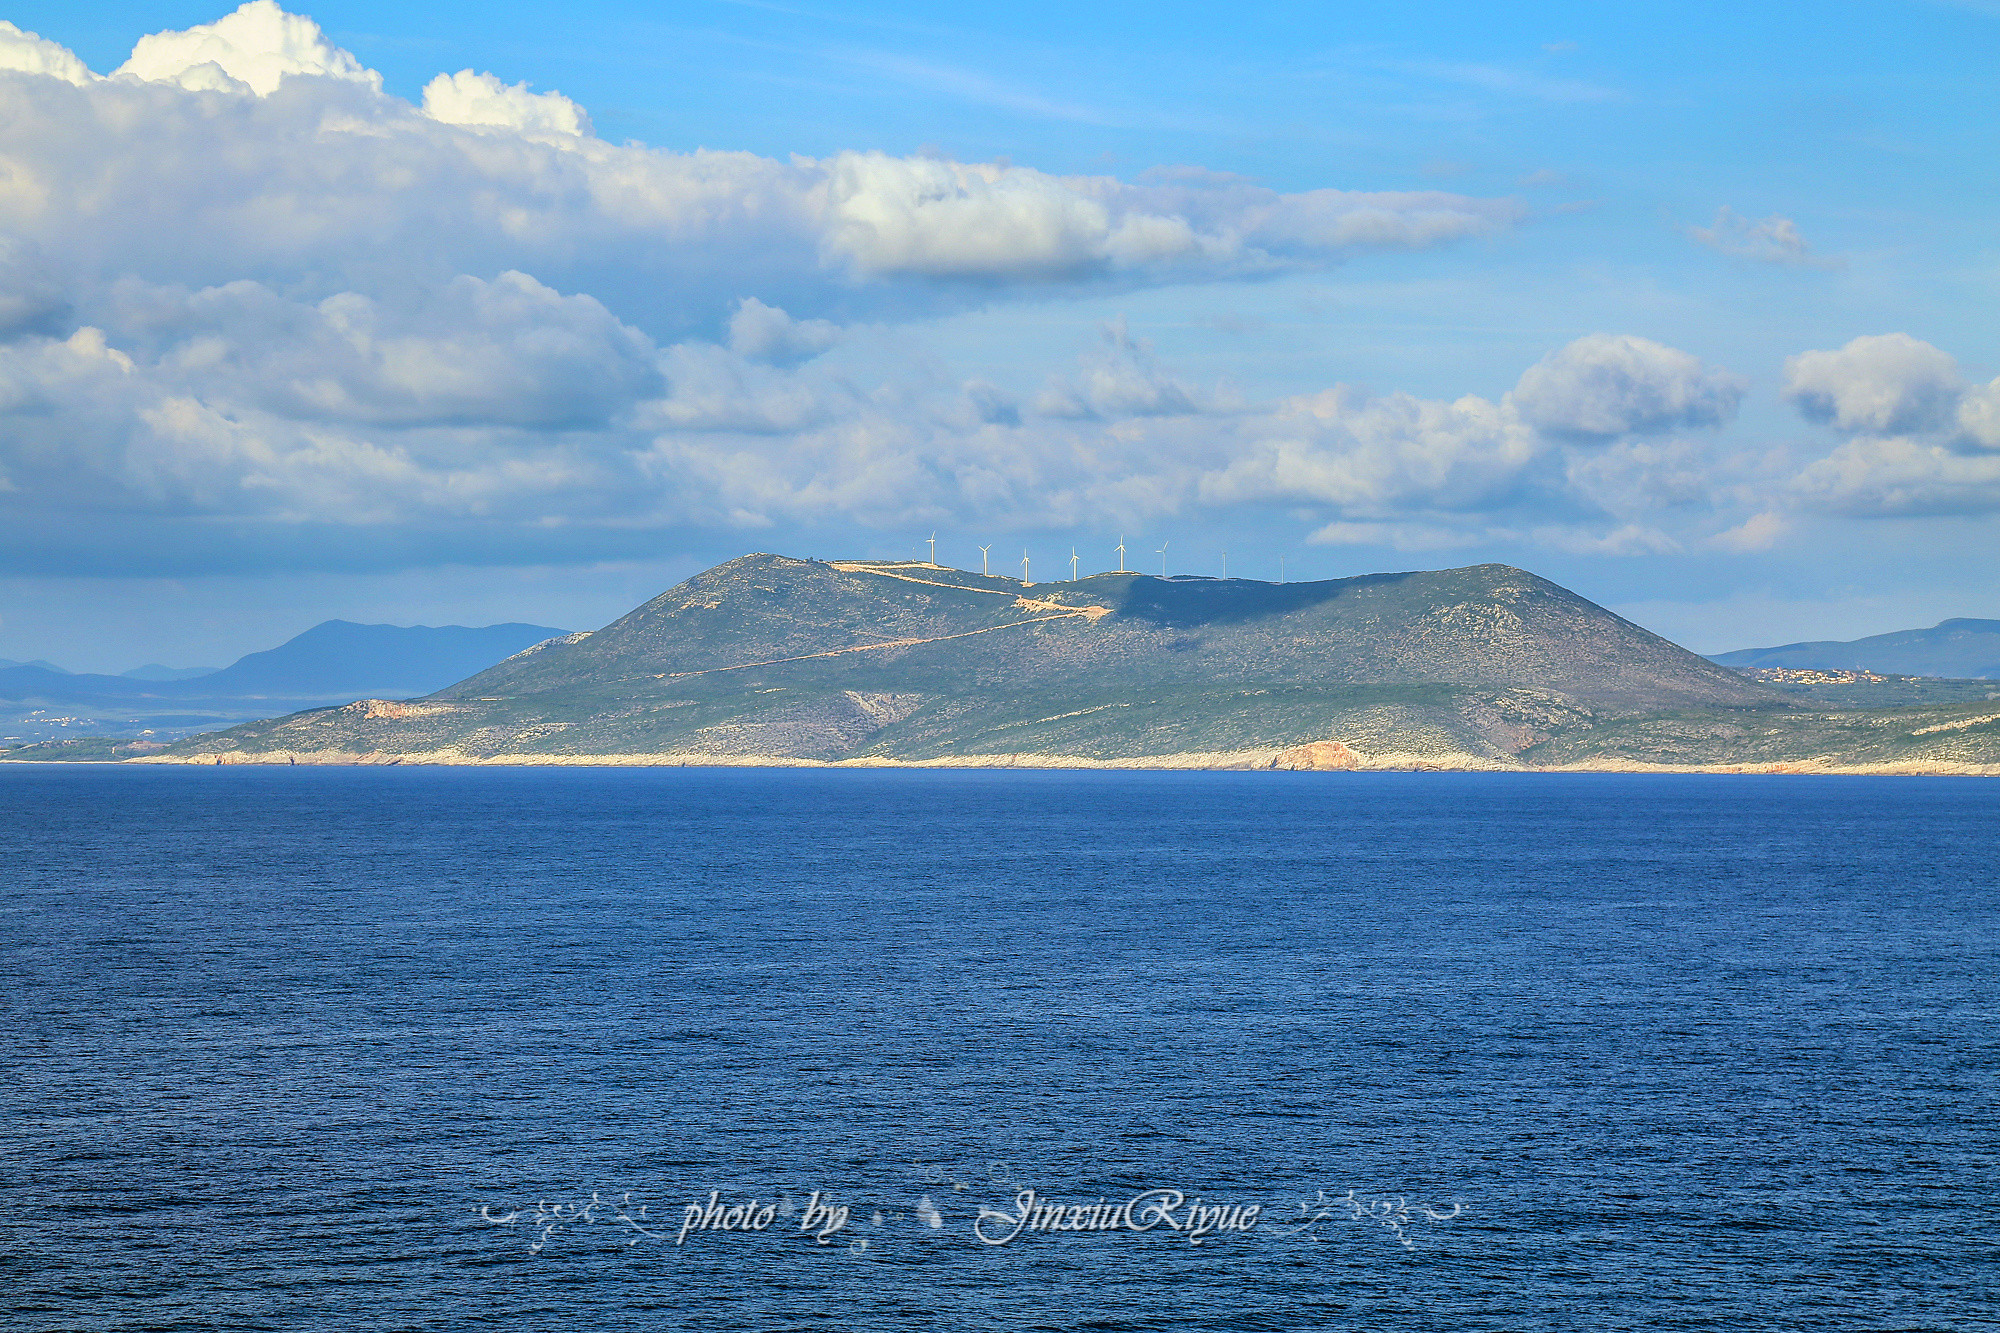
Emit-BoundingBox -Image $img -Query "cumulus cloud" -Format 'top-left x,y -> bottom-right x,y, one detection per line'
0,19 -> 92,84
1784,333 -> 1963,436
0,238 -> 68,340
1195,386 -> 1539,515
0,3 -> 1522,346
636,332 -> 1749,549
643,340 -> 854,435
1954,381 -> 2000,449
810,155 -> 1519,283
1509,334 -> 1745,440
1709,511 -> 1789,552
1793,438 -> 2000,518
9,4 -> 1761,575
726,298 -> 841,364
0,318 -> 635,525
421,69 -> 590,138
1685,206 -> 1830,267
160,272 -> 660,429
114,0 -> 378,96
0,297 -> 1750,567
1779,334 -> 2000,517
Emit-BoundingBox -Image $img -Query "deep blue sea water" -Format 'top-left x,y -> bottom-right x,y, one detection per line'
2,766 -> 1996,1331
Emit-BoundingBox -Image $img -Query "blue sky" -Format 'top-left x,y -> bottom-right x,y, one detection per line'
1,0 -> 1997,670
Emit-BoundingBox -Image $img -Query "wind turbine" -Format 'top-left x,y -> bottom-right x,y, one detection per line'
1021,551 -> 1031,583
978,544 -> 991,576
926,532 -> 936,565
1157,540 -> 1169,577
1070,547 -> 1079,581
1221,550 -> 1228,579
1279,555 -> 1285,584
1115,536 -> 1127,572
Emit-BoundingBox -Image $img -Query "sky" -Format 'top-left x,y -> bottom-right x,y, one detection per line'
1,0 -> 1998,671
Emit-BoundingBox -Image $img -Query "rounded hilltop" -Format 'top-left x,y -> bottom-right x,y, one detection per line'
142,549 -> 1992,772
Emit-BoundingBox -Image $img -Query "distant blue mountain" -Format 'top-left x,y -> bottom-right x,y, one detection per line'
0,663 -> 157,700
0,620 -> 569,706
0,658 -> 71,673
1710,618 -> 2000,679
120,664 -> 217,681
189,620 -> 569,697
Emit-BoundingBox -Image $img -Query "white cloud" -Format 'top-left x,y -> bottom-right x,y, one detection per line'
1954,381 -> 2000,449
1685,206 -> 1830,267
1710,511 -> 1789,551
137,272 -> 662,430
0,319 -> 626,525
0,279 -> 1763,570
421,69 -> 590,139
652,332 -> 1742,554
1031,319 -> 1207,419
1784,333 -> 1962,435
1510,333 -> 1745,440
0,19 -> 93,85
0,238 -> 68,339
1561,438 -> 1712,511
1195,385 -> 1540,515
0,6 -> 1523,346
1777,334 -> 2000,516
643,341 -> 853,435
818,153 -> 1115,279
811,156 -> 1519,282
726,298 -> 841,364
8,6 -> 1770,575
1794,437 -> 2000,518
114,0 -> 379,96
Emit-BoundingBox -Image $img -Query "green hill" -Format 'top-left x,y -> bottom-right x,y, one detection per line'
109,554 -> 2000,772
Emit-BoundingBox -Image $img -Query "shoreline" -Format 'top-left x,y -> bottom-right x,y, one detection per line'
74,746 -> 2000,776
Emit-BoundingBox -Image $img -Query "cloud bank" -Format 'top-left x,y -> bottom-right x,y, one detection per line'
0,2 -> 1559,573
1785,334 -> 2000,517
0,3 -> 1518,326
0,3 -> 1973,578
0,268 -> 1754,571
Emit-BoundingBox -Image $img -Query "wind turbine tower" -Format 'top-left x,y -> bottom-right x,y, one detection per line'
1070,547 -> 1079,581
1157,540 -> 1169,577
1221,551 -> 1228,578
1116,536 -> 1127,572
926,532 -> 936,565
978,544 -> 991,576
1021,551 -> 1031,583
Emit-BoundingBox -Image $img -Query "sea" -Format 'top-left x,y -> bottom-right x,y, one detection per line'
3,765 -> 1995,1331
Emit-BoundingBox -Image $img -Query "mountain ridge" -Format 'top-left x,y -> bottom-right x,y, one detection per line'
3,551 -> 1979,772
0,620 -> 569,705
436,555 -> 1768,716
1712,618 -> 2000,679
0,619 -> 566,746
122,552 -> 1958,771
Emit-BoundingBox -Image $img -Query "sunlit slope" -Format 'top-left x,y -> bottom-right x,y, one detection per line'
159,553 -> 1797,764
